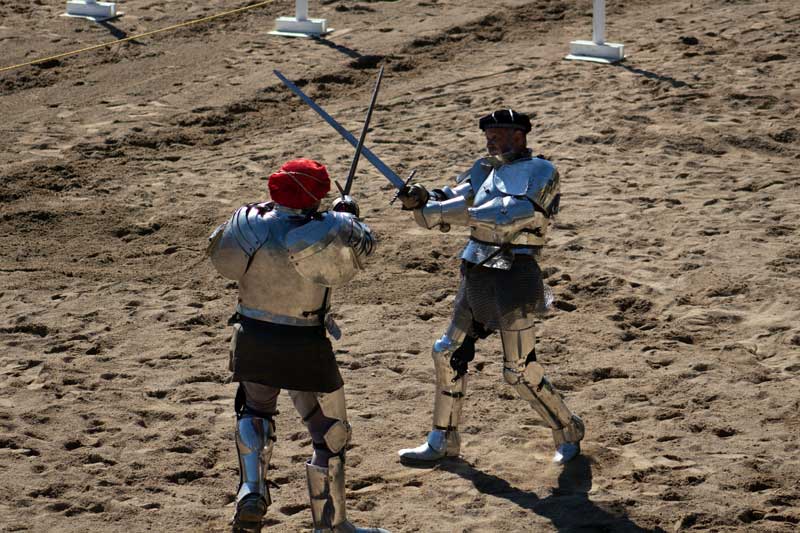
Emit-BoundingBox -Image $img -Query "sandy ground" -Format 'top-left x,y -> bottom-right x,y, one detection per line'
1,0 -> 800,531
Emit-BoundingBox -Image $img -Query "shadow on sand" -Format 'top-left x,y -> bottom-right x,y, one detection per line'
98,20 -> 129,40
434,455 -> 667,532
311,37 -> 385,70
614,62 -> 690,89
311,36 -> 363,59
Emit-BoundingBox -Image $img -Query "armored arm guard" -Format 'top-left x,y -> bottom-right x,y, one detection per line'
413,196 -> 470,229
430,180 -> 475,201
467,196 -> 545,236
412,160 -> 486,229
207,204 -> 271,281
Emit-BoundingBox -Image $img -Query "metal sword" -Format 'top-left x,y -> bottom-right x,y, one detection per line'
274,69 -> 410,193
341,66 -> 384,197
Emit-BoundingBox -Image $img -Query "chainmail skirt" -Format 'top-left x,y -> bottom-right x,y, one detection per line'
459,256 -> 550,331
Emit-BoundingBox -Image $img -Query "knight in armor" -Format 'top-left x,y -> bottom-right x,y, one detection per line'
395,109 -> 585,466
207,159 -> 389,533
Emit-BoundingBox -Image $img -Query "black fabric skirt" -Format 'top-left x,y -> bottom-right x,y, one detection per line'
229,314 -> 343,393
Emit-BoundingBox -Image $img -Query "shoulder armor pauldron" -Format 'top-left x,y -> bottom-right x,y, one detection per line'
493,158 -> 559,214
208,202 -> 275,282
230,202 -> 274,256
456,158 -> 493,188
285,211 -> 374,287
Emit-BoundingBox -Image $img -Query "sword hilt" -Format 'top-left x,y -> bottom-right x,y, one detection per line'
390,170 -> 417,206
334,180 -> 346,198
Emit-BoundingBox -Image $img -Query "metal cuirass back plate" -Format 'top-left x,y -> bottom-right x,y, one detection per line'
235,207 -> 330,326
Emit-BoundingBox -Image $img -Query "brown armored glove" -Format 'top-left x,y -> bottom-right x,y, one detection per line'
396,184 -> 430,211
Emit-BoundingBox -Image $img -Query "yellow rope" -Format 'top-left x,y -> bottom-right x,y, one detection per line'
0,0 -> 275,74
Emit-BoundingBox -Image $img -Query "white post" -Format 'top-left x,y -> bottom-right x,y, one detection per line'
566,0 -> 624,63
62,0 -> 121,22
593,0 -> 605,44
296,0 -> 308,21
271,0 -> 332,38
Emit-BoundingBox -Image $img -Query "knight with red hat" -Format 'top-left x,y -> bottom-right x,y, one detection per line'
395,109 -> 585,467
207,158 -> 387,533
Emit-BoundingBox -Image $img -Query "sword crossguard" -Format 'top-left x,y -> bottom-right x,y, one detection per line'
390,170 -> 418,206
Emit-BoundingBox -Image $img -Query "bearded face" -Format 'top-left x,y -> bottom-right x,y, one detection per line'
484,128 -> 527,156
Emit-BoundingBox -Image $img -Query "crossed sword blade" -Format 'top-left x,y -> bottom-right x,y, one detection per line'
342,66 -> 384,196
273,69 -> 408,192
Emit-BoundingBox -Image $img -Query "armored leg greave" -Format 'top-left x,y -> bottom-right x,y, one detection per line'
500,328 -> 584,459
430,330 -> 466,452
234,413 -> 275,531
294,388 -> 389,532
398,320 -> 468,463
306,456 -> 389,533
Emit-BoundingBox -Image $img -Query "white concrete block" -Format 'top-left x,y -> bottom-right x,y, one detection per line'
566,40 -> 625,63
63,0 -> 120,22
270,16 -> 331,38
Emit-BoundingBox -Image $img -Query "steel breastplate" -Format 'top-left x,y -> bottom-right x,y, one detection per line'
461,157 -> 554,268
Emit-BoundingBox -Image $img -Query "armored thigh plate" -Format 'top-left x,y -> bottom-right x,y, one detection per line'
286,212 -> 372,287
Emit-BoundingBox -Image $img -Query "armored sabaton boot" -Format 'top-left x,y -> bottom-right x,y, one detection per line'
232,414 -> 275,533
398,334 -> 465,464
306,456 -> 390,533
552,414 -> 585,465
500,329 -> 585,465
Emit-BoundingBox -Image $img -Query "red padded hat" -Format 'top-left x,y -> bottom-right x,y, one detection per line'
268,159 -> 331,209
